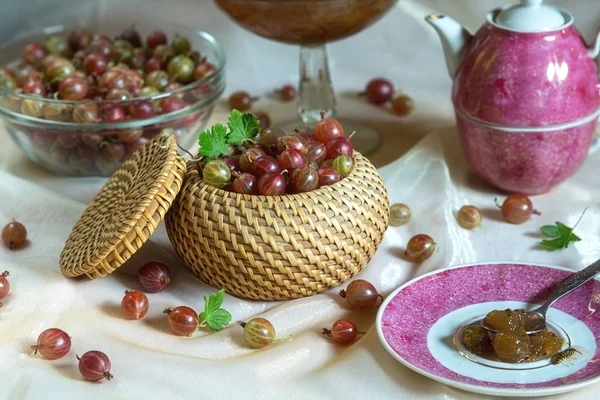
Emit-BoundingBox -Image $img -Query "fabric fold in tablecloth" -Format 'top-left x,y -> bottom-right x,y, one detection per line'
1,126 -> 599,400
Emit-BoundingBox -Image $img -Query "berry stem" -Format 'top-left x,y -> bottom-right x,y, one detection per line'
348,131 -> 357,141
494,197 -> 502,209
31,345 -> 39,355
238,321 -> 247,328
338,289 -> 347,299
188,326 -> 199,337
322,328 -> 332,337
176,141 -> 194,159
273,335 -> 293,343
163,308 -> 172,315
533,209 -> 542,216
571,206 -> 588,230
320,110 -> 326,120
104,371 -> 114,381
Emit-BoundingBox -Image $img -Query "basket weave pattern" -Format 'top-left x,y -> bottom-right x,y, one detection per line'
60,135 -> 186,279
166,153 -> 389,300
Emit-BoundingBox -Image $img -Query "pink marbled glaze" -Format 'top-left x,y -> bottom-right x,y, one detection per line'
453,24 -> 599,126
379,263 -> 600,390
451,20 -> 600,194
457,115 -> 596,194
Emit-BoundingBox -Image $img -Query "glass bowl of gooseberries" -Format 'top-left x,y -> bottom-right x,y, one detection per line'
0,20 -> 225,176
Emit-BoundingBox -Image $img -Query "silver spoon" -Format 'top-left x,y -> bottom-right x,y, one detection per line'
481,259 -> 600,334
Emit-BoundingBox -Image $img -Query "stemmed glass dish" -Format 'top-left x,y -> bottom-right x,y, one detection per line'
215,0 -> 398,155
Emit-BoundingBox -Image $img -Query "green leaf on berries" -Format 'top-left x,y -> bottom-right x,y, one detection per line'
227,109 -> 260,146
197,123 -> 229,158
199,288 -> 232,331
540,208 -> 587,251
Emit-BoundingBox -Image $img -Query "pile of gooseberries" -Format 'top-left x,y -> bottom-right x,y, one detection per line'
4,25 -> 215,104
202,112 -> 354,195
0,25 -> 217,175
361,78 -> 414,116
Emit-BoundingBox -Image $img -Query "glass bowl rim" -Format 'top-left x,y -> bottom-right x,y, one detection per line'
0,21 -> 226,105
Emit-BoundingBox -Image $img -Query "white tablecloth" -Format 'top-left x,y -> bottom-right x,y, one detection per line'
1,1 -> 600,399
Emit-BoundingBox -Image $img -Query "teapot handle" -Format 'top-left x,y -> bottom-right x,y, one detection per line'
588,29 -> 600,58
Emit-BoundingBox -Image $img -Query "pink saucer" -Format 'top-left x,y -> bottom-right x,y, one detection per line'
376,262 -> 600,397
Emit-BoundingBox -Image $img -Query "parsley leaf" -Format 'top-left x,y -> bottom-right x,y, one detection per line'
197,123 -> 230,158
227,109 -> 260,146
199,288 -> 232,331
540,208 -> 587,251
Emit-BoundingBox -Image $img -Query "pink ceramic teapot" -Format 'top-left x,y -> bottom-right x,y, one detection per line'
426,0 -> 600,194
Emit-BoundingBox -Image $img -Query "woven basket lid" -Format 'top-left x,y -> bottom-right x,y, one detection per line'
59,134 -> 187,279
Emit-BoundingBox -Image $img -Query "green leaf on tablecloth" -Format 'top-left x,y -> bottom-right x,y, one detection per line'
540,208 -> 587,251
199,288 -> 231,331
205,309 -> 232,332
540,225 -> 561,238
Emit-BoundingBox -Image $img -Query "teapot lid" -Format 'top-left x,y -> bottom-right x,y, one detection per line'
495,0 -> 566,32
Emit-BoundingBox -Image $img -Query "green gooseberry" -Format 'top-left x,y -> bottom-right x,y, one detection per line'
167,55 -> 194,84
20,96 -> 45,118
44,35 -> 71,58
0,72 -> 17,90
172,35 -> 191,54
145,70 -> 169,91
333,155 -> 354,175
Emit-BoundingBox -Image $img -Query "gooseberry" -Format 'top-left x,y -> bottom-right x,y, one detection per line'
32,328 -> 71,360
77,351 -> 113,382
405,234 -> 436,262
2,221 -> 27,250
138,261 -> 171,293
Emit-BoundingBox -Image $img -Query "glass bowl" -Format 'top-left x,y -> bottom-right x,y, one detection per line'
0,21 -> 225,176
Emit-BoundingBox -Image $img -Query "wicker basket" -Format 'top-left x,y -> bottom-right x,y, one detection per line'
165,153 -> 389,300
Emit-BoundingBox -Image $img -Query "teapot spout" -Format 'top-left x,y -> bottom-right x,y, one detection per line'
588,29 -> 600,58
425,14 -> 473,77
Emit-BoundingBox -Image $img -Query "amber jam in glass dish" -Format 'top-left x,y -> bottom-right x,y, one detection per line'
215,0 -> 397,45
215,0 -> 399,156
460,309 -> 563,363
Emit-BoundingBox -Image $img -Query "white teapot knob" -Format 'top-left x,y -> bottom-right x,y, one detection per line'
521,0 -> 543,6
496,0 -> 564,32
